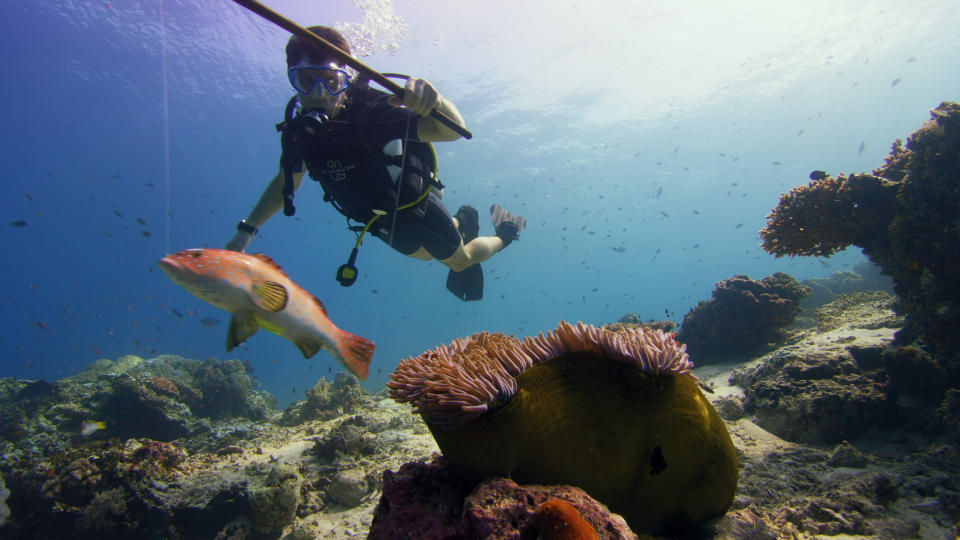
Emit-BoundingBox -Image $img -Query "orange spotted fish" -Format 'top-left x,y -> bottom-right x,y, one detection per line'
158,248 -> 374,379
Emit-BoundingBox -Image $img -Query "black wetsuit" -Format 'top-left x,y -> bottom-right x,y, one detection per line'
288,86 -> 461,260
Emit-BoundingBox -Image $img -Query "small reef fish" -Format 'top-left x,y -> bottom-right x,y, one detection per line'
81,420 -> 106,436
158,248 -> 375,379
10,220 -> 27,228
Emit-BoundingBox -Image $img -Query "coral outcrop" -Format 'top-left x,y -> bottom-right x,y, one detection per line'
387,321 -> 737,535
760,101 -> 960,350
368,456 -> 635,539
677,273 -> 810,360
730,293 -> 898,444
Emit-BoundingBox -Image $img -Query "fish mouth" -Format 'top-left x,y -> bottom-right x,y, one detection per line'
157,256 -> 183,275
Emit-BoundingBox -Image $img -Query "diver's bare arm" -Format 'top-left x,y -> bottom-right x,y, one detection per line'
418,95 -> 466,142
244,162 -> 305,228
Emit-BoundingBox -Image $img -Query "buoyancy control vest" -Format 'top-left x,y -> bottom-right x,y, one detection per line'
275,84 -> 442,225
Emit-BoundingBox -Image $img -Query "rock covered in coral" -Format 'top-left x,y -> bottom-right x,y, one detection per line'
0,376 -> 440,539
761,102 -> 960,351
368,456 -> 637,539
677,273 -> 810,360
727,442 -> 951,538
730,293 -> 903,444
813,291 -> 901,332
368,455 -> 470,539
279,373 -> 371,425
797,262 -> 895,322
733,343 -> 892,444
249,463 -> 302,533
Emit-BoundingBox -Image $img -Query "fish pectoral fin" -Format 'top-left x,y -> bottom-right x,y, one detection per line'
295,338 -> 323,359
252,281 -> 288,312
227,311 -> 260,351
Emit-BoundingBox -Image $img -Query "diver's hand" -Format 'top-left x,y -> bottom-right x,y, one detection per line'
388,77 -> 441,116
225,231 -> 254,253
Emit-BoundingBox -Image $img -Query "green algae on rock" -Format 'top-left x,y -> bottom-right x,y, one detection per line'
387,321 -> 737,536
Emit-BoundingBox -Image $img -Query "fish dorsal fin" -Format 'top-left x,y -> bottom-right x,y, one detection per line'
311,294 -> 328,316
227,311 -> 260,351
252,281 -> 288,312
252,253 -> 290,278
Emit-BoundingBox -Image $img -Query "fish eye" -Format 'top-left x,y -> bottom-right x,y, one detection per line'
190,251 -> 203,258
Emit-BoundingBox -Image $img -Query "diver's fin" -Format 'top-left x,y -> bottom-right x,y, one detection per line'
227,311 -> 260,351
453,205 -> 479,244
490,204 -> 526,248
446,264 -> 484,301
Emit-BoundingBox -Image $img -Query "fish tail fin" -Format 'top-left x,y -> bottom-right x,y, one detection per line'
336,330 -> 375,381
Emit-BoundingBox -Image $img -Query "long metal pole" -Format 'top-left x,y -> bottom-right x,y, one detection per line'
231,0 -> 473,139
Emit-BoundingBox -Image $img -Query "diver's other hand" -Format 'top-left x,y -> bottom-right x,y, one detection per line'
387,77 -> 440,116
225,231 -> 254,253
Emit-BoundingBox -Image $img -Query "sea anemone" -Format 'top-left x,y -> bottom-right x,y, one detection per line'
388,320 -> 736,535
388,321 -> 692,429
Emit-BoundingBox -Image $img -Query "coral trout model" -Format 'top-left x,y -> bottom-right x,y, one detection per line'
158,248 -> 374,379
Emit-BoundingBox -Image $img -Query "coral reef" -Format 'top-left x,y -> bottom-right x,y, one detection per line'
368,456 -> 635,539
760,102 -> 960,350
677,273 -> 810,360
387,321 -> 736,535
5,297 -> 960,538
279,373 -> 368,425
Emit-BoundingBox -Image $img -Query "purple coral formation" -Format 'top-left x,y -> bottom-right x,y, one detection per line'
368,456 -> 637,540
387,320 -> 691,429
677,273 -> 810,360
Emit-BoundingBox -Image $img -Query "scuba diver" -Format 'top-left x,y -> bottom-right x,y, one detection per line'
225,25 -> 525,301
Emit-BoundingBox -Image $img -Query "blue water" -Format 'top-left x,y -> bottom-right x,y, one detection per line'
2,0 -> 958,407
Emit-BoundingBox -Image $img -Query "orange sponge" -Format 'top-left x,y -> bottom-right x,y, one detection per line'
533,499 -> 599,540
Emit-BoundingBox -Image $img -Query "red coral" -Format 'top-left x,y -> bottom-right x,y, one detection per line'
533,499 -> 600,540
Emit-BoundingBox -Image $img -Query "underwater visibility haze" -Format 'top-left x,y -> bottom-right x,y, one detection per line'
3,0 -> 960,537
3,0 -> 956,402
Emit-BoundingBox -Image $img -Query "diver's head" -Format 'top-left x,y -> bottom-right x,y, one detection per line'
286,26 -> 352,117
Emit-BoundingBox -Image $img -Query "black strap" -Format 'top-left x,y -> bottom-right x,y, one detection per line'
277,96 -> 303,216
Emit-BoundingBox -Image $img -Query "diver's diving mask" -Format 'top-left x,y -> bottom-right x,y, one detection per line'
288,62 -> 349,97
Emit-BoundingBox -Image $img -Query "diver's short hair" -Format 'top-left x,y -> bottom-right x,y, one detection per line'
286,25 -> 351,67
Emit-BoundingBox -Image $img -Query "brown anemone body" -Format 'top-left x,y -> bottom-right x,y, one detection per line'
426,351 -> 738,535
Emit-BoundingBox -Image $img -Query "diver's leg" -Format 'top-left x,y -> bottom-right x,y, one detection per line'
439,236 -> 503,272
